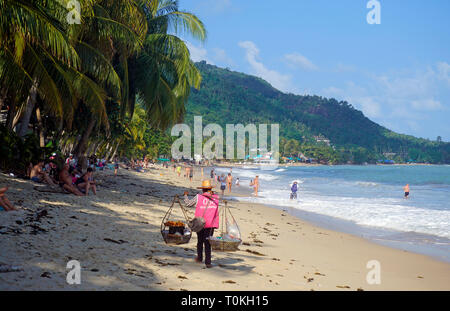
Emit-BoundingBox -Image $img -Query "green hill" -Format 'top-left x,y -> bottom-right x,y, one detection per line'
184,61 -> 450,164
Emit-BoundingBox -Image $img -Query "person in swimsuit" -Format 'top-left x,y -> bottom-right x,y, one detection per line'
250,175 -> 259,197
189,166 -> 194,182
219,174 -> 226,196
30,161 -> 57,186
404,184 -> 410,199
76,167 -> 97,195
226,173 -> 233,193
0,186 -> 16,211
114,158 -> 119,176
59,164 -> 84,196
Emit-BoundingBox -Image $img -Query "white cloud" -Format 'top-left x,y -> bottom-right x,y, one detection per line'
334,62 -> 357,73
437,61 -> 450,84
238,41 -> 296,93
185,41 -> 213,64
321,62 -> 450,138
284,52 -> 318,71
411,99 -> 443,111
211,48 -> 234,66
351,96 -> 381,118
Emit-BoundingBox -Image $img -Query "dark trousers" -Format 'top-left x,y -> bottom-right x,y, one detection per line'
196,228 -> 215,265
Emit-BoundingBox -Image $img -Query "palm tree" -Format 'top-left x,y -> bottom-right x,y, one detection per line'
0,0 -> 81,136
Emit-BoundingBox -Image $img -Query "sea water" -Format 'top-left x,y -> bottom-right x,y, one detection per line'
216,165 -> 450,262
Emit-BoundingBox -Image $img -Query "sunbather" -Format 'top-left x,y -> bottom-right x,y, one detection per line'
75,167 -> 97,195
0,187 -> 17,211
30,161 -> 57,186
58,164 -> 84,196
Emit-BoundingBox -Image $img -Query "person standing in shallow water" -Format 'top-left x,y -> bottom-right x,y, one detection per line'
404,184 -> 410,199
184,180 -> 219,268
250,175 -> 259,196
226,173 -> 233,193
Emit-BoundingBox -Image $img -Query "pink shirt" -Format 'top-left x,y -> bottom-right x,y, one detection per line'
195,193 -> 219,229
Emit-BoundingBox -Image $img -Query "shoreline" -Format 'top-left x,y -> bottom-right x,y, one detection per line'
215,164 -> 450,263
0,165 -> 449,290
213,162 -> 447,167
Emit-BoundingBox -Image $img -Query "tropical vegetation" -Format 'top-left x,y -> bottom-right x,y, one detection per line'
0,0 -> 204,172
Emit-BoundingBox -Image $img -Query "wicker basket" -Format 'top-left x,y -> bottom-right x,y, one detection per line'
161,229 -> 191,245
208,236 -> 241,252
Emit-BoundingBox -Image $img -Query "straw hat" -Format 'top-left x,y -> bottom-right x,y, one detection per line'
197,180 -> 214,189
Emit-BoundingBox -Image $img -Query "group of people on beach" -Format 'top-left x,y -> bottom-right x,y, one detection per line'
27,154 -> 98,196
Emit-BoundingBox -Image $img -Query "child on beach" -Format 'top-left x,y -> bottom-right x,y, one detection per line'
114,158 -> 119,176
235,178 -> 240,187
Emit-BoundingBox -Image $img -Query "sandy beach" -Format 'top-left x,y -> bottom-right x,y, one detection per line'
0,165 -> 449,291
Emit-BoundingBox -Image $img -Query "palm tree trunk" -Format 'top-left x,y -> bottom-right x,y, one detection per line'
74,116 -> 96,158
105,142 -> 114,161
5,100 -> 16,130
36,106 -> 45,147
18,79 -> 38,137
109,140 -> 120,162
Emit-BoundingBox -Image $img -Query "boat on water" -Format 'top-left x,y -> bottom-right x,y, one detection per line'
242,159 -> 279,170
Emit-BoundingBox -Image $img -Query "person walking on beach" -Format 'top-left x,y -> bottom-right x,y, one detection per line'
219,174 -> 226,196
176,165 -> 181,177
189,166 -> 194,182
290,181 -> 298,200
226,173 -> 233,193
404,184 -> 410,199
114,158 -> 119,177
184,180 -> 219,268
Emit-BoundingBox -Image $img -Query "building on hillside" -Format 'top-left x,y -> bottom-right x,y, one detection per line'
313,135 -> 331,146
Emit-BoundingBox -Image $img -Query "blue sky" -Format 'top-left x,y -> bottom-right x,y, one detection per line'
179,0 -> 450,141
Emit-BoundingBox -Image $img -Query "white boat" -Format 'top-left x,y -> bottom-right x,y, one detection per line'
255,158 -> 279,171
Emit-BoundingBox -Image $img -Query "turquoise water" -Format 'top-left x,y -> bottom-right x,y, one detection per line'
217,165 -> 450,261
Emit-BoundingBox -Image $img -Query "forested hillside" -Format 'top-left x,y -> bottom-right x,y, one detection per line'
185,61 -> 450,164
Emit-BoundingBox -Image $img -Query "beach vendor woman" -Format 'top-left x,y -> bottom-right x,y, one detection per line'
184,180 -> 219,268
